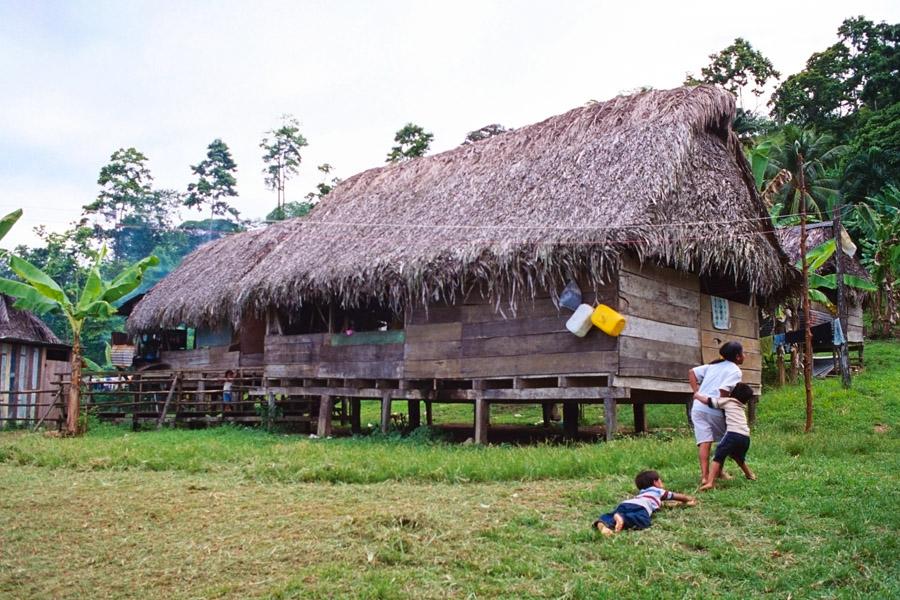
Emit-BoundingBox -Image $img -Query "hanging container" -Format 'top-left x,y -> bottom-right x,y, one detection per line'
591,304 -> 626,337
566,304 -> 595,337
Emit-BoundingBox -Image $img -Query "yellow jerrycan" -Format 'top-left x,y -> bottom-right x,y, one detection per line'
590,304 -> 626,337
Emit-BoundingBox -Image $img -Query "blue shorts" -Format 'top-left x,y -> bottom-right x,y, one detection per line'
223,392 -> 233,403
714,432 -> 750,464
595,502 -> 652,531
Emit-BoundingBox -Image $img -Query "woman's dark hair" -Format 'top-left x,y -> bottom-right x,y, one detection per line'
710,341 -> 744,364
635,470 -> 660,490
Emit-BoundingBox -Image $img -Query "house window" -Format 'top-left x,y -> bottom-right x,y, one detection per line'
711,296 -> 730,330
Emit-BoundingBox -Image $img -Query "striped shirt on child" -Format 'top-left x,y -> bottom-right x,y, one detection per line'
621,486 -> 675,515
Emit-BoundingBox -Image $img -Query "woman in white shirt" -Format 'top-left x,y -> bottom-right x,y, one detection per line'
688,341 -> 744,485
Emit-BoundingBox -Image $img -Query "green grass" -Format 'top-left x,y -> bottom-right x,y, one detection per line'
1,341 -> 898,598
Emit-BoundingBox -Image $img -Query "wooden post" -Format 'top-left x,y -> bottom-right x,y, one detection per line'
198,375 -> 206,411
799,158 -> 815,433
425,400 -> 433,426
317,394 -> 333,437
563,402 -> 579,438
474,393 -> 489,444
834,197 -> 851,388
541,402 -> 553,427
603,397 -> 617,441
350,398 -> 361,434
339,397 -> 348,426
156,374 -> 180,430
748,395 -> 758,425
632,402 -> 647,434
380,391 -> 392,433
408,399 -> 421,429
266,390 -> 275,432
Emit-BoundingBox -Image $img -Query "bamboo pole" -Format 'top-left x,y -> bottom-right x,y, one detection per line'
798,156 -> 814,433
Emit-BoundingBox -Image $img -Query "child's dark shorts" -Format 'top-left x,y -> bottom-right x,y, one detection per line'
714,432 -> 750,463
595,502 -> 652,530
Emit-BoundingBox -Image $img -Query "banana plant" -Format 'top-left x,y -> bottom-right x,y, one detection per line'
798,239 -> 877,310
0,246 -> 158,434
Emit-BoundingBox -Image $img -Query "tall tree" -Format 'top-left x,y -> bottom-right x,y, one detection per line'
684,38 -> 780,108
185,139 -> 240,220
82,148 -> 176,263
260,115 -> 308,215
386,123 -> 433,163
767,126 -> 845,220
770,17 -> 900,129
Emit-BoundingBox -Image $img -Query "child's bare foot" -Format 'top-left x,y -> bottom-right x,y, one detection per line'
698,482 -> 714,491
594,521 -> 614,536
745,470 -> 757,481
719,471 -> 733,480
613,513 -> 625,532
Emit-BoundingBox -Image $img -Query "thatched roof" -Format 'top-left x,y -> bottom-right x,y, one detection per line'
775,222 -> 871,304
130,85 -> 797,332
0,295 -> 64,346
126,223 -> 298,332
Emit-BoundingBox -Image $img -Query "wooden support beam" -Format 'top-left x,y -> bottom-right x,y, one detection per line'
266,390 -> 275,432
632,401 -> 647,434
563,402 -> 579,438
350,398 -> 361,434
156,374 -> 180,430
474,393 -> 489,444
541,402 -> 553,427
603,397 -> 617,442
317,394 -> 333,437
380,391 -> 392,433
748,396 -> 758,425
425,400 -> 433,426
408,399 -> 421,429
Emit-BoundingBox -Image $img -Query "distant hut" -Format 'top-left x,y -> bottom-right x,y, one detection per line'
129,86 -> 797,441
774,222 -> 871,363
0,295 -> 70,424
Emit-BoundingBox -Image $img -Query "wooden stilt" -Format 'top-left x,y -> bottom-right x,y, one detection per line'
350,398 -> 361,434
408,399 -> 421,429
632,402 -> 647,434
748,396 -> 758,425
266,390 -> 275,432
603,397 -> 617,442
317,394 -> 333,437
541,402 -> 553,426
563,402 -> 579,438
425,400 -> 433,426
156,374 -> 180,430
474,394 -> 489,444
380,391 -> 392,433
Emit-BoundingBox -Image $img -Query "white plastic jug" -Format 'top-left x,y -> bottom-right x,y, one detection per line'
566,304 -> 595,337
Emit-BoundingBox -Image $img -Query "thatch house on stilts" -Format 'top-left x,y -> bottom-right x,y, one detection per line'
128,85 -> 797,442
0,295 -> 70,426
773,222 -> 871,370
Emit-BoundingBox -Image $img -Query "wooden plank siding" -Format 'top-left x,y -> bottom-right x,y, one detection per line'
847,305 -> 864,343
617,257 -> 702,382
699,294 -> 762,388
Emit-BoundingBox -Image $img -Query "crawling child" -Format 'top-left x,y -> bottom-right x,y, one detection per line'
593,470 -> 696,536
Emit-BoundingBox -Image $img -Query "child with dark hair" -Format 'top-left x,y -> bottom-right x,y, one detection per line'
688,341 -> 745,485
593,470 -> 696,536
694,382 -> 757,490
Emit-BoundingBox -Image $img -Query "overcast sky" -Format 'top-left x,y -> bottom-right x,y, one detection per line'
1,0 -> 898,248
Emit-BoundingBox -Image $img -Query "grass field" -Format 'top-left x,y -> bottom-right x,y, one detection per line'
1,342 -> 898,599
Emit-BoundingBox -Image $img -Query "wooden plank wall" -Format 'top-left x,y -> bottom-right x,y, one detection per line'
265,332 -> 404,380
617,257 -> 702,380
847,305 -> 864,343
160,347 -> 239,370
404,280 -> 619,379
699,295 -> 762,388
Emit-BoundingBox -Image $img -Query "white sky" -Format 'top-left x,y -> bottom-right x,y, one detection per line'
1,0 -> 898,248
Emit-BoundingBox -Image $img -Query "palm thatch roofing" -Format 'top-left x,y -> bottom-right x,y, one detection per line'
129,85 -> 797,333
775,221 -> 871,304
0,295 -> 64,346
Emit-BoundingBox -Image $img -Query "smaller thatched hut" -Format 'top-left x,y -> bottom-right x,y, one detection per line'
774,222 -> 870,346
0,295 -> 70,424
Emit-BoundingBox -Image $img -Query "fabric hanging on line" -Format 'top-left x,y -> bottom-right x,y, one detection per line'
784,321 -> 834,347
832,318 -> 846,346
